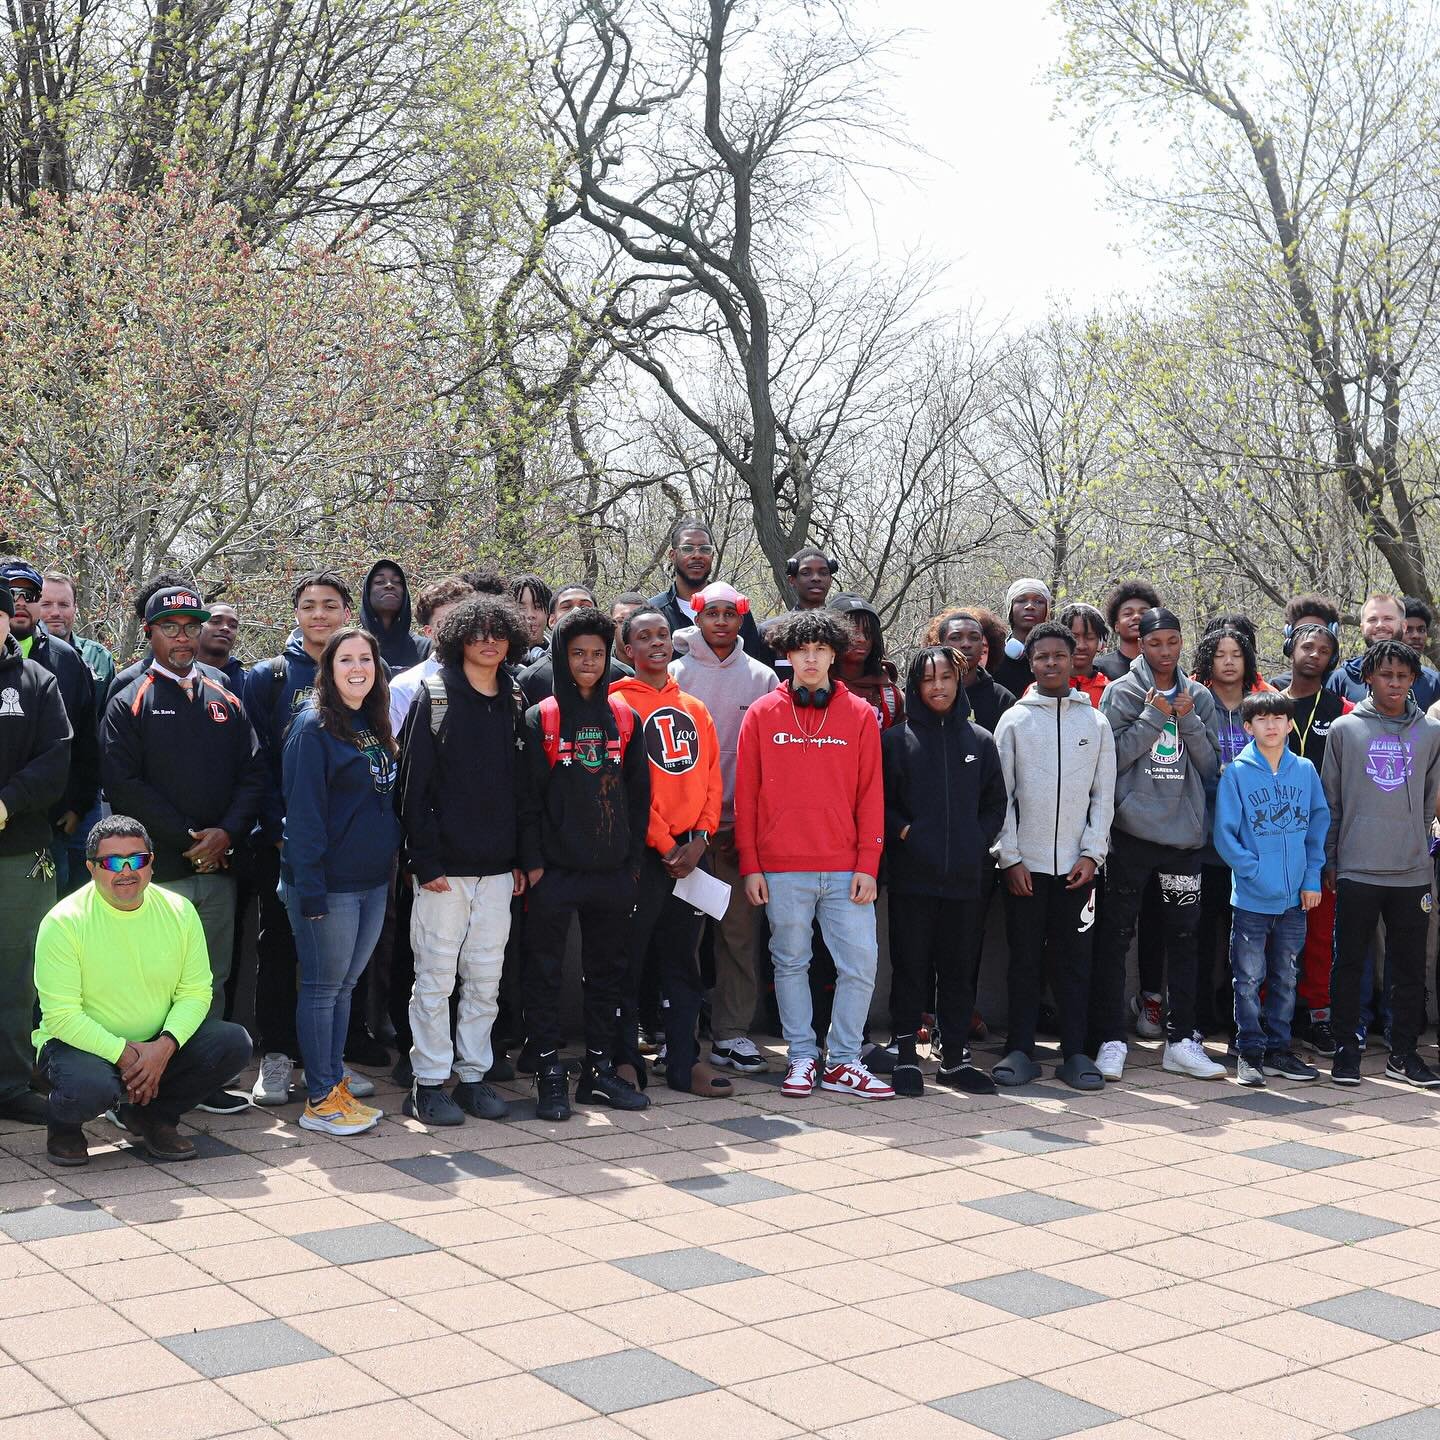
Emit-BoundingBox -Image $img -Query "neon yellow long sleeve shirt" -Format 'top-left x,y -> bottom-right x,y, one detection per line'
32,883 -> 213,1064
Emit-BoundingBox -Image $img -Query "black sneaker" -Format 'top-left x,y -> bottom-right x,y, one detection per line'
1295,1015 -> 1338,1056
1331,1044 -> 1362,1086
516,1039 -> 541,1076
575,1062 -> 650,1111
344,1027 -> 390,1067
1236,1053 -> 1265,1088
1263,1051 -> 1319,1082
453,1081 -> 509,1120
390,1054 -> 414,1088
194,1089 -> 250,1115
403,1083 -> 465,1126
535,1061 -> 571,1122
484,1056 -> 516,1083
891,1062 -> 924,1098
860,1042 -> 897,1076
1385,1052 -> 1440,1089
935,1047 -> 997,1095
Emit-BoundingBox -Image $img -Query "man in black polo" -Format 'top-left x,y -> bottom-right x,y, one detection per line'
101,585 -> 268,1113
647,518 -> 769,661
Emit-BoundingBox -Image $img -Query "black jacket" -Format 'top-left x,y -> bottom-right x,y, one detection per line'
648,582 -> 771,664
990,647 -> 1033,700
24,624 -> 99,822
524,628 -> 649,873
397,664 -> 542,882
1094,647 -> 1136,681
964,669 -> 1017,733
519,652 -> 631,706
882,677 -> 1006,899
0,637 -> 72,857
361,558 -> 431,671
102,662 -> 269,880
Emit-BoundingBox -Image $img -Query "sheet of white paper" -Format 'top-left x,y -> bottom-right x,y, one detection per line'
673,865 -> 733,921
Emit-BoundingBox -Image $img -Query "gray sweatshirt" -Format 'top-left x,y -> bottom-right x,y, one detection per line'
992,687 -> 1116,875
1321,696 -> 1440,886
669,626 -> 778,824
1098,655 -> 1221,850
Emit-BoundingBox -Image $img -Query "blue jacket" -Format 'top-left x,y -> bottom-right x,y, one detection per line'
281,706 -> 401,917
1213,740 -> 1329,914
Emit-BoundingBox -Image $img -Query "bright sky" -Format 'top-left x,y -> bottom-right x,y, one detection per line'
843,0 -> 1154,328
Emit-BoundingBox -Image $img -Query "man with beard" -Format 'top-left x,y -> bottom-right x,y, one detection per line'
647,518 -> 768,662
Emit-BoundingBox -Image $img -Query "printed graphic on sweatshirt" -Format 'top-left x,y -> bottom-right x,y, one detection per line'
1217,718 -> 1246,765
644,707 -> 700,774
1365,734 -> 1413,793
289,685 -> 314,714
1245,782 -> 1311,835
1159,871 -> 1201,905
573,723 -> 606,772
0,688 -> 20,717
353,727 -> 396,794
1149,716 -> 1182,766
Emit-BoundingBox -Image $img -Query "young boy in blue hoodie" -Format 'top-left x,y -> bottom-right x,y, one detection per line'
1214,692 -> 1329,1087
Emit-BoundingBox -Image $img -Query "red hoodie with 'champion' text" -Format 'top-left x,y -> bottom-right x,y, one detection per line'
734,680 -> 884,879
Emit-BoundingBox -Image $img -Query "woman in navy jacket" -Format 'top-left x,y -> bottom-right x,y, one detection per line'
282,627 -> 401,1135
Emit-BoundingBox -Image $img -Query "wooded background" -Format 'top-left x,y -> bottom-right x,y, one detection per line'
2,0 -> 1436,661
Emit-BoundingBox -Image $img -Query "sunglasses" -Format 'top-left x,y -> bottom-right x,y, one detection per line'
94,852 -> 153,872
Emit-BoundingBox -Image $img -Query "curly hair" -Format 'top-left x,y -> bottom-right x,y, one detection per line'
1203,612 -> 1258,651
1058,602 -> 1109,642
131,570 -> 198,621
554,604 -> 615,651
1024,619 -> 1077,659
1193,625 -> 1259,693
415,576 -> 476,628
461,561 -> 507,596
763,608 -> 850,657
928,606 -> 1005,666
1284,592 -> 1340,628
313,626 -> 395,754
1103,580 -> 1162,628
435,594 -> 528,666
1360,639 -> 1421,680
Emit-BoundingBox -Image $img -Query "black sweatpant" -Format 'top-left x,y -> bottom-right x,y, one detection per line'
1004,873 -> 1097,1060
889,893 -> 984,1051
1332,879 -> 1431,1057
252,845 -> 301,1060
523,867 -> 633,1057
1090,830 -> 1202,1046
619,851 -> 706,1089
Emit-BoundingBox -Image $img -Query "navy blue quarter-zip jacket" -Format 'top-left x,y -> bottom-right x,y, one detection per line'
881,678 -> 1006,899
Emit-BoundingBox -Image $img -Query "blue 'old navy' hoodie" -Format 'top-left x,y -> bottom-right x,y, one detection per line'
1214,739 -> 1329,914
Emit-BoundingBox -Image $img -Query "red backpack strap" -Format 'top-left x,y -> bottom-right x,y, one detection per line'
539,695 -> 563,767
607,696 -> 635,760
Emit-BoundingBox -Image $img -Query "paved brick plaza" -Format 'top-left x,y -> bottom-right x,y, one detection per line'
3,1039 -> 1440,1440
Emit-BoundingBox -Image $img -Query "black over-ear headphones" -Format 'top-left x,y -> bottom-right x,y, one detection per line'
786,553 -> 840,578
790,682 -> 832,708
1283,621 -> 1341,673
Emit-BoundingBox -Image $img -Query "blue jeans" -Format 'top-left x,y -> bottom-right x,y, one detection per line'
284,883 -> 388,1100
1230,905 -> 1306,1056
765,872 -> 877,1066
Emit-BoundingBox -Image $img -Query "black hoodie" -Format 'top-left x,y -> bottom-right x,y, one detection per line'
0,636 -> 72,857
964,668 -> 1017,733
524,617 -> 649,873
360,558 -> 431,671
21,623 -> 99,822
881,670 -> 1006,900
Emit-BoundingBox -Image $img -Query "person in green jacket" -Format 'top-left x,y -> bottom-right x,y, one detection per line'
33,814 -> 252,1167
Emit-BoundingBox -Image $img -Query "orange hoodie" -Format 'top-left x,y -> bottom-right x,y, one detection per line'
609,676 -> 723,854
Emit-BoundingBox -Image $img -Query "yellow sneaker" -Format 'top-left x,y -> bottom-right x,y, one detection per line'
299,1084 -> 378,1135
338,1077 -> 383,1122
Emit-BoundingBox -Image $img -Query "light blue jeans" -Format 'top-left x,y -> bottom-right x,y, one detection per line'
765,871 -> 878,1066
284,882 -> 388,1100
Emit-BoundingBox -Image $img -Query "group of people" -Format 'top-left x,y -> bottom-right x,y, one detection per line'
3,529 -> 1440,1171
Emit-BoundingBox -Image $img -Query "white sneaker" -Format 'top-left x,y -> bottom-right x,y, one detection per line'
820,1060 -> 895,1099
252,1053 -> 295,1106
1163,1036 -> 1226,1079
343,1066 -> 376,1098
781,1057 -> 818,1097
1095,1040 -> 1127,1081
1130,991 -> 1164,1039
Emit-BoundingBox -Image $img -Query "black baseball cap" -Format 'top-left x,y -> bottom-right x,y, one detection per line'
144,586 -> 211,625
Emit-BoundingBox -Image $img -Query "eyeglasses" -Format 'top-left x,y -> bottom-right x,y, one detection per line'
95,852 -> 153,872
153,620 -> 203,638
677,545 -> 715,557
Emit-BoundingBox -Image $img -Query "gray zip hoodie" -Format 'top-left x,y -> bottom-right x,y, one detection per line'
669,625 -> 778,824
1321,696 -> 1440,886
1098,654 -> 1221,849
992,686 -> 1116,875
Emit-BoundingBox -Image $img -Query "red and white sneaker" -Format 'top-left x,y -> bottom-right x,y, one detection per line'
820,1061 -> 895,1099
781,1058 -> 818,1097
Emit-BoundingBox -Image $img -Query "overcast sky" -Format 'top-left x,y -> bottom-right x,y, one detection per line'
840,0 -> 1155,327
